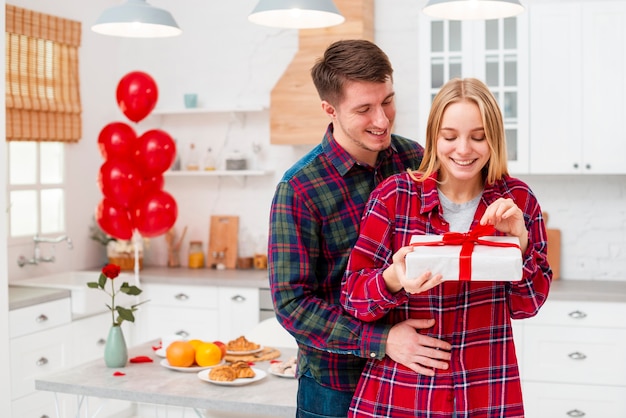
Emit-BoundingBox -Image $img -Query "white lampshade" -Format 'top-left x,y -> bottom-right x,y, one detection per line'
248,0 -> 345,29
423,0 -> 525,21
92,0 -> 182,38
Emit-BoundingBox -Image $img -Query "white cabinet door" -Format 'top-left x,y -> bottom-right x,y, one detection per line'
523,381 -> 626,418
418,13 -> 529,174
530,1 -> 626,174
10,323 -> 72,400
218,286 -> 260,341
529,1 -> 582,174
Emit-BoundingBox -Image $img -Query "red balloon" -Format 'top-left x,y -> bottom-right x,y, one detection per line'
97,122 -> 137,161
135,129 -> 176,177
131,190 -> 178,238
98,160 -> 143,208
140,175 -> 164,195
116,71 -> 158,123
96,198 -> 133,240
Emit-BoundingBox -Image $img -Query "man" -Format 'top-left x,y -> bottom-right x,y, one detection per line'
268,39 -> 452,417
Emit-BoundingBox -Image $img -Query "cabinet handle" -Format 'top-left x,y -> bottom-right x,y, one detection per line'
97,338 -> 106,346
174,293 -> 189,301
568,310 -> 587,320
231,294 -> 246,303
36,357 -> 49,366
566,409 -> 585,417
568,352 -> 587,361
573,163 -> 579,169
35,314 -> 49,323
585,164 -> 591,170
41,415 -> 50,418
175,330 -> 190,339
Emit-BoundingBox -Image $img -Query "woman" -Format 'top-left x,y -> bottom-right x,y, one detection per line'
341,78 -> 552,417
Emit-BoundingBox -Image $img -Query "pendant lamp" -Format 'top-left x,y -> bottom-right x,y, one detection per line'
423,0 -> 524,21
92,0 -> 182,38
248,0 -> 345,29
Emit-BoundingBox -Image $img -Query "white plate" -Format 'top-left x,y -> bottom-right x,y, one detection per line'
197,367 -> 267,386
225,346 -> 264,356
268,368 -> 296,379
160,358 -> 225,373
155,348 -> 166,358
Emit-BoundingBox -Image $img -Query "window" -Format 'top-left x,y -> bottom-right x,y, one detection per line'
5,5 -> 81,240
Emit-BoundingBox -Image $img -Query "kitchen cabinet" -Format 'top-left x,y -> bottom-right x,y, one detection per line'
134,282 -> 260,344
417,12 -> 529,174
521,299 -> 626,417
529,1 -> 626,174
9,298 -> 72,417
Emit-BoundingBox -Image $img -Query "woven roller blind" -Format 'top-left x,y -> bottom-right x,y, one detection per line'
5,5 -> 82,142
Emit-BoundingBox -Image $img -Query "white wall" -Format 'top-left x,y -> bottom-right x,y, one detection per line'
6,0 -> 626,286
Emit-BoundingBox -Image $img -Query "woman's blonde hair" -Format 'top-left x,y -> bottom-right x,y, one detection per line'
413,77 -> 509,184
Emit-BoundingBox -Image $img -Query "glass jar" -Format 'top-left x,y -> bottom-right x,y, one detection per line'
188,241 -> 205,268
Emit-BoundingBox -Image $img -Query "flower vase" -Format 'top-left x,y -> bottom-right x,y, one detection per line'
104,325 -> 128,368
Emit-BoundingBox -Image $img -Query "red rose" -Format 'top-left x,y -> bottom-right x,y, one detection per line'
102,263 -> 121,279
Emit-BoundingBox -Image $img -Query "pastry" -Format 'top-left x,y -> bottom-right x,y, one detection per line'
208,365 -> 238,382
231,361 -> 256,378
227,336 -> 260,352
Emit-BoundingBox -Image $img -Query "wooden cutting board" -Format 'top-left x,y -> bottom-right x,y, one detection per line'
207,215 -> 239,269
224,347 -> 281,363
544,212 -> 561,280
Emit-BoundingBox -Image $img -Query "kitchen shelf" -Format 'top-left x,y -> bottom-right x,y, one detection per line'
164,169 -> 273,186
151,105 -> 266,116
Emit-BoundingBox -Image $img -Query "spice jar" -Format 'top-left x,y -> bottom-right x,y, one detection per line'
188,241 -> 205,268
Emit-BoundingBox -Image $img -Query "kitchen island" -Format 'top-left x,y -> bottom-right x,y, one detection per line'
35,341 -> 297,417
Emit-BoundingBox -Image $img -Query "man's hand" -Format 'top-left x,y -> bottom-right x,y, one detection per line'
385,318 -> 452,376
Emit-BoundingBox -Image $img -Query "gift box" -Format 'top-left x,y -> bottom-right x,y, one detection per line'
405,229 -> 523,282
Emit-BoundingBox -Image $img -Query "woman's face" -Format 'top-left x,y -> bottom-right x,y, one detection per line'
436,100 -> 490,186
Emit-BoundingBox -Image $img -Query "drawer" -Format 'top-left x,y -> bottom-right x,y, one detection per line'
523,325 -> 626,386
143,283 -> 218,309
10,323 -> 72,399
9,298 -> 72,338
134,305 -> 220,344
523,381 -> 626,418
12,390 -> 66,418
525,300 -> 626,328
70,312 -> 133,365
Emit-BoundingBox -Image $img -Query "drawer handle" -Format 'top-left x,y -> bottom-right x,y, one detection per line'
175,330 -> 190,339
568,310 -> 587,320
568,352 -> 587,361
231,294 -> 246,303
36,357 -> 49,366
97,338 -> 106,346
36,314 -> 49,323
567,409 -> 585,417
175,293 -> 189,301
41,415 -> 51,418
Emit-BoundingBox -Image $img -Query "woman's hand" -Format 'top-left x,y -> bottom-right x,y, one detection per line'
480,197 -> 529,252
383,246 -> 443,294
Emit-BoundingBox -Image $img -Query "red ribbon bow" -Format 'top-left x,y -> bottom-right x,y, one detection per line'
411,224 -> 520,281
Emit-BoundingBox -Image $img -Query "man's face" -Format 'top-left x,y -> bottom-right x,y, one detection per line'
322,79 -> 396,166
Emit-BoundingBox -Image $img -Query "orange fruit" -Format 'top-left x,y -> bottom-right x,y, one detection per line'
195,342 -> 222,367
166,341 -> 196,367
188,339 -> 204,350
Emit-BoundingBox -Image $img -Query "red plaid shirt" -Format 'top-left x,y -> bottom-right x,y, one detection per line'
342,172 -> 552,417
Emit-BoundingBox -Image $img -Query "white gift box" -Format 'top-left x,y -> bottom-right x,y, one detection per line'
405,234 -> 523,282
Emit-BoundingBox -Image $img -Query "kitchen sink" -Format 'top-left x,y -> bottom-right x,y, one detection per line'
14,270 -> 142,316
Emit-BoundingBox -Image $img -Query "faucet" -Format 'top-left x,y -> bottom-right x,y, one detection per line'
17,234 -> 73,267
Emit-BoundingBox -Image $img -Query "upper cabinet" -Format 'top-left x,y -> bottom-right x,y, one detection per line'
529,1 -> 626,174
418,13 -> 529,174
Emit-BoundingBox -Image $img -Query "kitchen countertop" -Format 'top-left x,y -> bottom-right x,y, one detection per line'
35,341 -> 297,417
9,267 -> 626,312
8,286 -> 70,311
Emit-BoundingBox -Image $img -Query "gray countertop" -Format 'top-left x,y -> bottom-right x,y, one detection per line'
36,341 -> 297,417
9,267 -> 626,312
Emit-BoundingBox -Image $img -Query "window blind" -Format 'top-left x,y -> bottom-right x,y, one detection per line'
5,5 -> 82,142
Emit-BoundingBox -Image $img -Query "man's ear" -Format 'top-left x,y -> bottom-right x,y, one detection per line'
321,100 -> 336,119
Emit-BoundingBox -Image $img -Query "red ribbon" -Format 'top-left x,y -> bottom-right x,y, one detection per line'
411,225 -> 521,281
